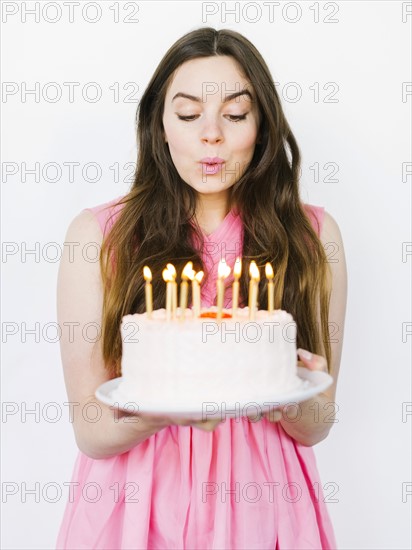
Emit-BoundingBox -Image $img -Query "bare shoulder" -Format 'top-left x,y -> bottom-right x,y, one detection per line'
64,208 -> 103,244
58,206 -> 106,312
320,210 -> 344,245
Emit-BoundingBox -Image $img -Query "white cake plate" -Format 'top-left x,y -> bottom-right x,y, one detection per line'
95,367 -> 333,420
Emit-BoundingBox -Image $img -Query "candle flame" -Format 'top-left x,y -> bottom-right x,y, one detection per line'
143,266 -> 152,282
249,261 -> 260,281
195,270 -> 204,283
182,261 -> 195,281
218,259 -> 231,279
265,263 -> 274,279
166,263 -> 176,279
234,257 -> 242,279
162,267 -> 173,283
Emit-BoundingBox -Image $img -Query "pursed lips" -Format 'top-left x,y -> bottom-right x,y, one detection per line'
199,157 -> 225,165
199,158 -> 225,175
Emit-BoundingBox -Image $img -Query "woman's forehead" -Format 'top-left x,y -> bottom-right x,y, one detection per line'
165,56 -> 254,103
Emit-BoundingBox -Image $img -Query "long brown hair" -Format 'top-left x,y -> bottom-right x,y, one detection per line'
99,27 -> 332,377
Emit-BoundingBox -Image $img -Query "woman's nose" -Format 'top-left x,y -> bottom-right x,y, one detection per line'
200,119 -> 224,144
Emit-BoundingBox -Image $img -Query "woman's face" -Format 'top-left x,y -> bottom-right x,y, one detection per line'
162,56 -> 260,200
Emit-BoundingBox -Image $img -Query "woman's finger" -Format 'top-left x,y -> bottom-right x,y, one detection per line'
191,419 -> 223,431
297,348 -> 328,372
165,415 -> 224,431
264,409 -> 283,423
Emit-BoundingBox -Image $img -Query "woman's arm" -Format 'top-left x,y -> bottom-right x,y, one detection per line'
57,210 -> 173,460
265,211 -> 348,446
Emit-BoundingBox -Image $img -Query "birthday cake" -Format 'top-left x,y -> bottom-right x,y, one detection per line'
115,306 -> 304,410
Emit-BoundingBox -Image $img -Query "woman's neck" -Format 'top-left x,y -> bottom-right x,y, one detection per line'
195,194 -> 231,235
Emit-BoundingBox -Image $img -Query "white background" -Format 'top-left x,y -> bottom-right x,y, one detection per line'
1,1 -> 411,549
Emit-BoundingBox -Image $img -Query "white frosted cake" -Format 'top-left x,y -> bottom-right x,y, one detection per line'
115,306 -> 304,410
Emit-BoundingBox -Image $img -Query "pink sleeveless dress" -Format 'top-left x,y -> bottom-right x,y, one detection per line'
56,196 -> 336,550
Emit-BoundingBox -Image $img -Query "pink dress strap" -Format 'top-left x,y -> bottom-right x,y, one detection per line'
303,203 -> 325,237
84,195 -> 126,238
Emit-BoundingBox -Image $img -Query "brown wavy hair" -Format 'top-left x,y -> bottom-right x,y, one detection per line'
99,27 -> 332,377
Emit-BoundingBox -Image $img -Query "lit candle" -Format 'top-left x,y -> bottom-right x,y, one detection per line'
162,267 -> 173,321
265,262 -> 274,314
143,266 -> 153,319
232,257 -> 242,318
192,270 -> 204,318
248,261 -> 260,321
217,259 -> 231,320
179,261 -> 195,321
167,263 -> 177,320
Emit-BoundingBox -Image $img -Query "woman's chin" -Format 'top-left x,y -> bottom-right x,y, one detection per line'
185,178 -> 235,196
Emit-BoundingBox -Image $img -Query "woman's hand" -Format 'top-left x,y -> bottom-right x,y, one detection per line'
296,348 -> 328,373
264,348 -> 328,423
171,417 -> 224,432
118,408 -> 223,432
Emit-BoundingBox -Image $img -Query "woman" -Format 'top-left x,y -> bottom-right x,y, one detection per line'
56,27 -> 347,549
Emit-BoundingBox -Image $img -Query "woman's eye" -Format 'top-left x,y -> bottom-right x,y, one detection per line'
226,114 -> 247,122
177,114 -> 199,121
176,113 -> 248,122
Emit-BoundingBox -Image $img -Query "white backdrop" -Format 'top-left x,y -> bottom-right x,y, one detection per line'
1,1 -> 411,549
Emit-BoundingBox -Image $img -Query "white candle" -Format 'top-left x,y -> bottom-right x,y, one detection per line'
217,259 -> 231,320
192,270 -> 204,318
179,261 -> 195,321
162,267 -> 173,321
265,263 -> 274,314
248,261 -> 260,321
143,266 -> 153,319
167,263 -> 178,320
232,257 -> 242,318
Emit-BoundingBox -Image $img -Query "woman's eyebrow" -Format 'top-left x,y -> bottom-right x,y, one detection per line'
171,90 -> 253,103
